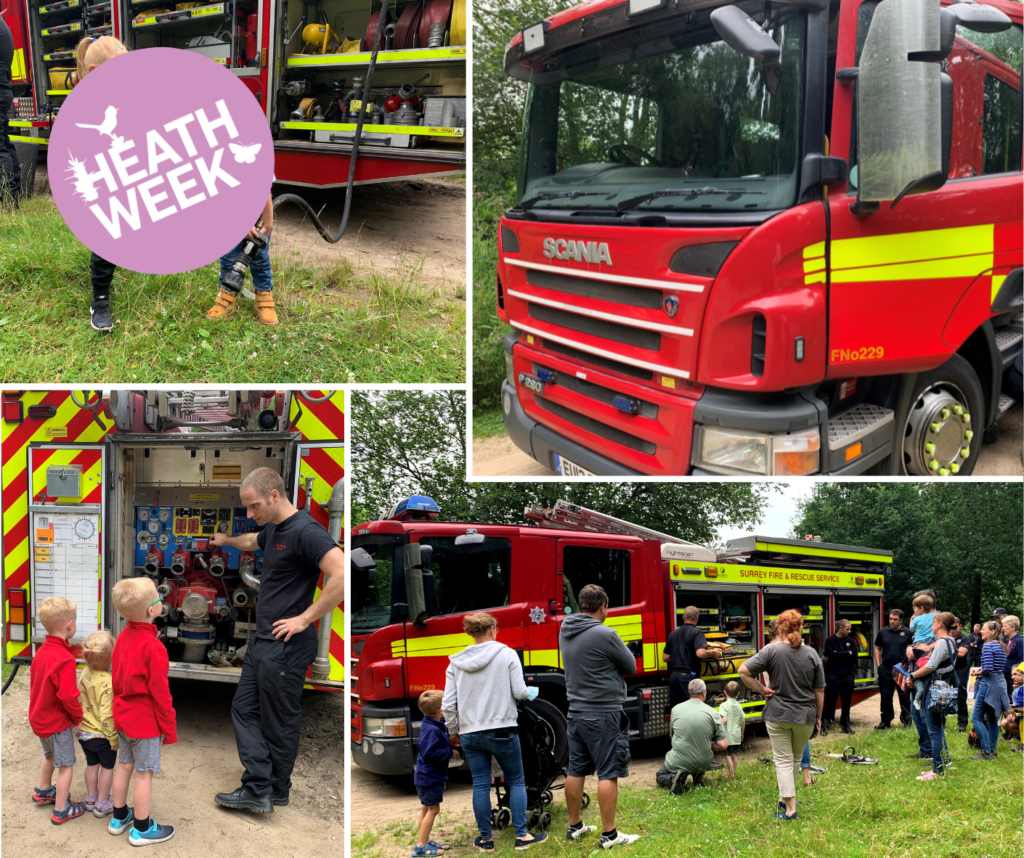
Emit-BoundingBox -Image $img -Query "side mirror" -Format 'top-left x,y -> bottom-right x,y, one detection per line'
350,546 -> 377,572
949,0 -> 1013,33
710,6 -> 781,63
404,543 -> 430,627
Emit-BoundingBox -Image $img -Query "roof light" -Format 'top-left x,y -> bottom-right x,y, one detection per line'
536,368 -> 556,383
387,495 -> 441,522
627,0 -> 667,16
521,21 -> 549,55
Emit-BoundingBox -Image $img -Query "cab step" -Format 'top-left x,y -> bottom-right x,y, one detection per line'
995,326 -> 1023,370
997,394 -> 1018,419
827,403 -> 894,449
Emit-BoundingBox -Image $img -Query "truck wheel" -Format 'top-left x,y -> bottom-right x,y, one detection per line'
901,354 -> 984,476
523,698 -> 569,768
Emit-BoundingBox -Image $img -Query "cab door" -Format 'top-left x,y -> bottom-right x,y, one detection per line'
826,0 -> 1023,379
26,442 -> 107,651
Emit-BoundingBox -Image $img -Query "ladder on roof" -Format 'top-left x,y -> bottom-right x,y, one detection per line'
524,500 -> 702,547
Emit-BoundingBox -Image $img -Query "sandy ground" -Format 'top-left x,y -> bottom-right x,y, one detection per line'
472,403 -> 1024,477
1,666 -> 343,857
350,695 -> 969,857
28,162 -> 465,289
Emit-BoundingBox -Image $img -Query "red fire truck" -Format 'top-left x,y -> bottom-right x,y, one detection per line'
494,0 -> 1023,477
351,499 -> 889,776
3,0 -> 465,191
1,389 -> 345,691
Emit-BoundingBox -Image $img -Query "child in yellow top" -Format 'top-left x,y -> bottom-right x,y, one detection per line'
77,630 -> 118,817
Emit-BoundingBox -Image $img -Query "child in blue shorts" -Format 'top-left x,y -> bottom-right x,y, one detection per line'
413,690 -> 456,857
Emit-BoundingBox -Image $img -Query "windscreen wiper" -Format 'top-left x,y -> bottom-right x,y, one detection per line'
519,191 -> 605,211
615,187 -> 766,213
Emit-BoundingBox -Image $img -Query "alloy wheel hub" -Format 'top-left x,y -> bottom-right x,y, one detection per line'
903,384 -> 973,476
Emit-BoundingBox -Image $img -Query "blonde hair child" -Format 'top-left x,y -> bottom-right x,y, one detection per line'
78,630 -> 118,817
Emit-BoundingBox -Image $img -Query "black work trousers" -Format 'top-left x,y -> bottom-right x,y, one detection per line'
823,674 -> 854,730
0,84 -> 21,203
878,665 -> 912,727
232,632 -> 319,797
90,253 -> 117,299
669,672 -> 696,709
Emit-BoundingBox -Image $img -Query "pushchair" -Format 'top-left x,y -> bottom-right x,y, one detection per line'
489,698 -> 590,832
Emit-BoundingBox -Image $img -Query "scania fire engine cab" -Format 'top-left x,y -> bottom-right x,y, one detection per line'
495,0 -> 1023,477
351,498 -> 889,776
2,389 -> 345,690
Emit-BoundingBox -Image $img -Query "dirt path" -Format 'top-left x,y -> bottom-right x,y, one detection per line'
30,163 -> 465,289
350,695 -> 907,857
2,667 -> 343,857
472,404 -> 1024,477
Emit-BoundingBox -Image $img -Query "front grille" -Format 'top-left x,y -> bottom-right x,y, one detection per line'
529,303 -> 661,350
534,363 -> 658,419
542,339 -> 653,381
535,396 -> 656,454
526,268 -> 662,309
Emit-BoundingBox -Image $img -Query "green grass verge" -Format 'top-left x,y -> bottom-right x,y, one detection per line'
355,726 -> 1022,858
473,406 -> 507,440
0,195 -> 464,383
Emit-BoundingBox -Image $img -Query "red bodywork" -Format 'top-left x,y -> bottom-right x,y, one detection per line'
497,0 -> 1023,475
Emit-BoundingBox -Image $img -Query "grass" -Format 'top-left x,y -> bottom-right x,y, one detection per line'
0,194 -> 465,383
474,405 -> 507,439
354,724 -> 1023,858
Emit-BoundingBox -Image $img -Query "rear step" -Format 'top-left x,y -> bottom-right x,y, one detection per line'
827,402 -> 894,450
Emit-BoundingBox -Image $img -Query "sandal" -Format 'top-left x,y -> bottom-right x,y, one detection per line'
916,771 -> 942,781
411,846 -> 443,857
427,841 -> 450,852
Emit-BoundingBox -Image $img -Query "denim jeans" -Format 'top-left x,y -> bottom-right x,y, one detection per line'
460,730 -> 527,839
924,707 -> 948,773
219,230 -> 273,293
800,742 -> 810,770
911,697 -> 932,757
971,680 -> 1000,755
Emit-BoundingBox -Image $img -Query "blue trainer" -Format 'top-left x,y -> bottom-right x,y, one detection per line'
108,807 -> 135,836
129,819 -> 175,847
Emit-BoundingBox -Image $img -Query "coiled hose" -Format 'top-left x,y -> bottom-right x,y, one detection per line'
270,0 -> 391,243
2,664 -> 20,695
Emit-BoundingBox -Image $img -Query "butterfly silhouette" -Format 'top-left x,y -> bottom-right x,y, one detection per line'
76,105 -> 119,139
229,142 -> 261,164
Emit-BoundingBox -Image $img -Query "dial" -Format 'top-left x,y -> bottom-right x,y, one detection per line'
157,508 -> 172,523
157,532 -> 171,549
138,508 -> 150,522
137,531 -> 151,546
217,521 -> 230,534
147,519 -> 161,534
74,518 -> 96,541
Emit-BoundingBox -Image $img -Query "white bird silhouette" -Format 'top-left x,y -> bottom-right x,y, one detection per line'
76,105 -> 119,139
229,142 -> 261,164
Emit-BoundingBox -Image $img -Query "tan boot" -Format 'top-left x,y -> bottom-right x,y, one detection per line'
255,291 -> 279,326
206,289 -> 237,320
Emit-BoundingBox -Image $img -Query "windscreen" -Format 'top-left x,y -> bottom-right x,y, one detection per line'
517,2 -> 806,214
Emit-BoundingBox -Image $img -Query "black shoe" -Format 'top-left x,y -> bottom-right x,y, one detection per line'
214,787 -> 273,813
874,723 -> 890,730
271,790 -> 289,807
90,297 -> 113,332
708,762 -> 724,771
906,751 -> 929,759
840,725 -> 855,735
958,726 -> 968,733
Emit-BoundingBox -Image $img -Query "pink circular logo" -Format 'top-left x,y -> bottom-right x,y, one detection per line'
50,48 -> 274,275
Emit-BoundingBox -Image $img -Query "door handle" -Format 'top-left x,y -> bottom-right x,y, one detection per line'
548,599 -> 560,615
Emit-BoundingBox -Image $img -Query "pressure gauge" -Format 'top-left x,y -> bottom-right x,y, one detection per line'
157,532 -> 171,549
138,508 -> 151,522
157,508 -> 172,523
137,531 -> 152,546
74,518 -> 96,541
147,519 -> 161,534
217,521 -> 230,534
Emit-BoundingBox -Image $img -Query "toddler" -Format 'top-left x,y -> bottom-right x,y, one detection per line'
77,630 -> 118,817
110,577 -> 178,845
207,192 -> 279,325
908,594 -> 937,664
412,689 -> 454,857
718,681 -> 745,779
28,596 -> 86,824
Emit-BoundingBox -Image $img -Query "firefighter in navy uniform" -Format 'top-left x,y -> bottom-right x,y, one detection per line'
0,16 -> 21,206
874,609 -> 913,729
822,620 -> 858,735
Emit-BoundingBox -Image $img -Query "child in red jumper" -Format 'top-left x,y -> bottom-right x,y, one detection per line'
109,578 -> 178,845
29,596 -> 87,824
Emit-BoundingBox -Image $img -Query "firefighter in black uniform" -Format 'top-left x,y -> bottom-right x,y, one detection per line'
0,16 -> 21,205
822,619 -> 858,734
662,605 -> 713,709
873,608 -> 913,729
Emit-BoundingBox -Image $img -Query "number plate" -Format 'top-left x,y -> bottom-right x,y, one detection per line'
554,455 -> 595,478
518,372 -> 545,396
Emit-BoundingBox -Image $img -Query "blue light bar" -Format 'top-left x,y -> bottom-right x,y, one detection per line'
612,395 -> 639,415
536,368 -> 557,383
388,495 -> 441,520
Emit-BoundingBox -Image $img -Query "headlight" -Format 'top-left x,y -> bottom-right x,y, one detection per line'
362,716 -> 407,738
506,351 -> 516,387
694,426 -> 819,475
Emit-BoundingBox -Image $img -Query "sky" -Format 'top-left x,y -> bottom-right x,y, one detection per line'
717,483 -> 816,546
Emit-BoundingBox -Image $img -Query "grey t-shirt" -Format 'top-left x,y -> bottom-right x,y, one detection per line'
743,641 -> 826,726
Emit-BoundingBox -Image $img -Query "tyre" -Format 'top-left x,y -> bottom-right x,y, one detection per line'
901,354 -> 984,476
1007,351 -> 1023,403
522,698 -> 569,768
541,790 -> 553,807
539,812 -> 552,831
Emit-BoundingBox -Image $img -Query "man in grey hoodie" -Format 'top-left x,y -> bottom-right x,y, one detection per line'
559,584 -> 640,850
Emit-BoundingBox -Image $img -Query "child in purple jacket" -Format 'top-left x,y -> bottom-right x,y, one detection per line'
413,690 -> 456,857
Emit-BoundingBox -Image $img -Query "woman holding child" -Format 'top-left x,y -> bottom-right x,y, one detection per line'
905,611 -> 961,781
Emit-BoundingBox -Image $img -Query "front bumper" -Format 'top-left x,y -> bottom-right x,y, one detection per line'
350,737 -> 417,775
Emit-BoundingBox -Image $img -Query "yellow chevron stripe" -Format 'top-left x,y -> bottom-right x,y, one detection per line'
289,391 -> 345,441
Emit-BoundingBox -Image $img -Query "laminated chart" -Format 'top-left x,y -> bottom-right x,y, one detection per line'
32,512 -> 101,641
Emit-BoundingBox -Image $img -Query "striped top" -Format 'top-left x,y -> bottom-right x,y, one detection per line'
980,641 -> 1006,677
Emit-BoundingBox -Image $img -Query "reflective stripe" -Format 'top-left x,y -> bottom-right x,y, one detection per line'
833,252 -> 995,283
606,613 -> 643,642
803,241 -> 826,259
507,289 -> 694,337
831,224 -> 994,271
753,541 -> 892,564
512,321 -> 691,380
524,649 -> 560,668
643,642 -> 658,672
991,274 -> 1006,305
504,257 -> 705,294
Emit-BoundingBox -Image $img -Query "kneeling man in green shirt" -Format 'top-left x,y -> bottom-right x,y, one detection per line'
655,678 -> 728,794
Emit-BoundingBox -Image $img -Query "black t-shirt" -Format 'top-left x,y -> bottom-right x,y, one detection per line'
0,17 -> 14,88
874,625 -> 912,665
255,509 -> 339,640
664,623 -> 707,675
950,633 -> 971,680
824,633 -> 858,677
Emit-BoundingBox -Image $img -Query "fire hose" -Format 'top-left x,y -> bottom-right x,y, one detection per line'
268,0 -> 392,245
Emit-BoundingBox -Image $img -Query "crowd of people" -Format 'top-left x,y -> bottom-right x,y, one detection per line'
412,589 -> 1021,852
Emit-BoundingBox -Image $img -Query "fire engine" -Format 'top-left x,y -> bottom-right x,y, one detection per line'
3,0 -> 465,191
351,498 -> 889,776
494,0 -> 1023,477
1,389 -> 344,690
